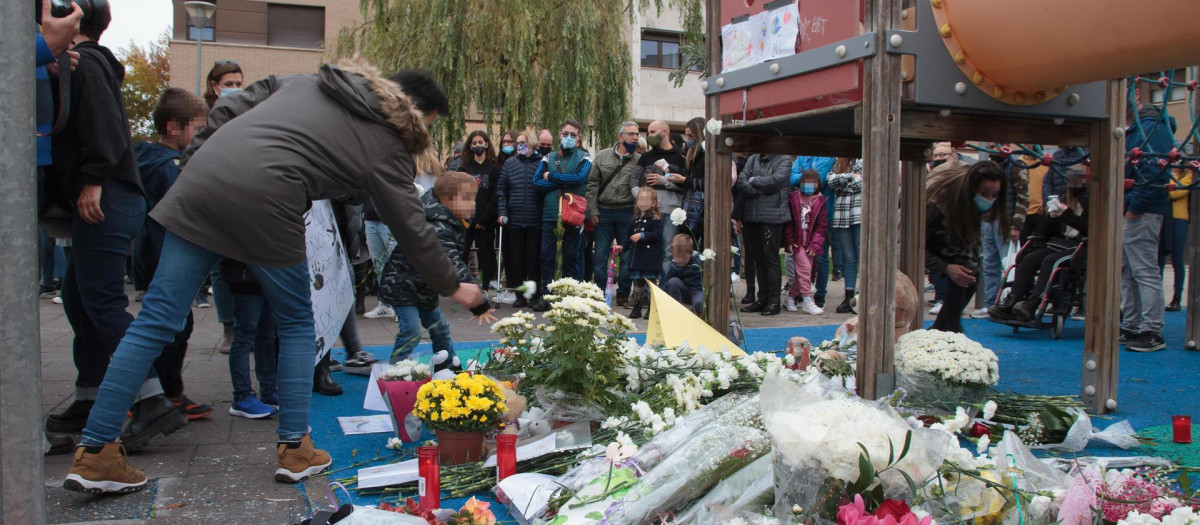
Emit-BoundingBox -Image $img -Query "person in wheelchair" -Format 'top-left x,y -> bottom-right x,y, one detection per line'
989,175 -> 1089,323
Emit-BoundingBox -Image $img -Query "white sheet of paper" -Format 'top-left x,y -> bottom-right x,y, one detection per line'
337,414 -> 395,435
484,432 -> 558,467
357,459 -> 420,489
362,362 -> 391,412
496,473 -> 561,522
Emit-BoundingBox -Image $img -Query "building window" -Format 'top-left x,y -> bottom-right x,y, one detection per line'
641,30 -> 702,71
267,4 -> 325,49
188,26 -> 214,42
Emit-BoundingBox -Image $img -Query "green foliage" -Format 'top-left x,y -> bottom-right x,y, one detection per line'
335,0 -> 705,151
119,31 -> 171,143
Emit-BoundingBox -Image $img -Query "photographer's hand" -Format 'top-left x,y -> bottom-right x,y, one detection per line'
40,1 -> 83,56
77,183 -> 105,224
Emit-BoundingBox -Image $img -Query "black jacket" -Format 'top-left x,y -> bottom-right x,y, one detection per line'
378,190 -> 492,312
462,157 -> 501,226
622,215 -> 664,273
496,152 -> 545,229
47,41 -> 143,199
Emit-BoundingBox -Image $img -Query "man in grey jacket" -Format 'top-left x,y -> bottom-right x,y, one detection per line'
735,153 -> 794,316
587,121 -> 641,304
65,61 -> 485,494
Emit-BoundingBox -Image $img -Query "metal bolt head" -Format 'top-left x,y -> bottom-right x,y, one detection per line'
769,63 -> 780,75
716,77 -> 725,88
1106,399 -> 1117,410
701,81 -> 709,91
1067,93 -> 1080,105
939,108 -> 952,117
954,51 -> 967,65
835,45 -> 847,58
939,23 -> 952,38
889,34 -> 903,47
1085,385 -> 1096,396
901,10 -> 909,19
900,70 -> 908,80
931,0 -> 943,7
972,72 -> 984,85
724,137 -> 734,147
1113,127 -> 1126,139
954,82 -> 966,95
1053,118 -> 1065,126
1085,359 -> 1097,371
1187,340 -> 1196,349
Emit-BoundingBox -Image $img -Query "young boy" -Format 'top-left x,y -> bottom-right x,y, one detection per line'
664,233 -> 704,313
133,88 -> 213,420
378,172 -> 497,378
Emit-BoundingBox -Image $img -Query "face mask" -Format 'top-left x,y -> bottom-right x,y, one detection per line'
517,143 -> 529,156
929,158 -> 947,170
501,146 -> 515,155
219,87 -> 241,97
973,193 -> 995,212
647,134 -> 663,149
538,146 -> 553,156
801,183 -> 817,195
560,136 -> 577,150
471,145 -> 487,156
685,138 -> 696,149
622,141 -> 639,153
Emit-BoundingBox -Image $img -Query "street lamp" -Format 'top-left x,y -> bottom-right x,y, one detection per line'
184,1 -> 218,95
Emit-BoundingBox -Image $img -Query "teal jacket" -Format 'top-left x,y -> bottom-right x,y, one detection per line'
532,147 -> 593,223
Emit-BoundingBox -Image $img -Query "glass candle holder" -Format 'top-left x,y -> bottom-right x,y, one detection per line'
496,434 -> 518,481
418,446 -> 441,512
1173,415 -> 1192,444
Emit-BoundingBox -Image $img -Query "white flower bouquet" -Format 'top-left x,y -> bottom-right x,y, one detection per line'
894,329 -> 999,414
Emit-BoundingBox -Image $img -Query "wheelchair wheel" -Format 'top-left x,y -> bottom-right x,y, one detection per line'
1051,312 -> 1064,339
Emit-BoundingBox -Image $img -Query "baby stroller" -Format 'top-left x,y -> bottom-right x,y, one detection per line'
989,236 -> 1088,339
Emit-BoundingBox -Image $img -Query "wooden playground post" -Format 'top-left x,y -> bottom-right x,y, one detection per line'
703,0 -> 732,335
1080,78 -> 1127,414
856,0 -> 904,399
1187,79 -> 1200,352
899,160 -> 927,332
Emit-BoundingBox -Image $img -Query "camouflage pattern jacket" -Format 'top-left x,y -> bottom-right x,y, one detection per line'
379,190 -> 481,310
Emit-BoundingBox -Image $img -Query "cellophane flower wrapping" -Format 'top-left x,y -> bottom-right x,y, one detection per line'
894,330 -> 998,415
602,423 -> 772,525
674,452 -> 775,525
761,374 -> 948,523
630,392 -> 758,472
1027,410 -> 1139,453
534,386 -> 607,424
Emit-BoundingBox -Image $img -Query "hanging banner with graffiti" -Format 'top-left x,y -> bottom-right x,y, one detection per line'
305,199 -> 353,365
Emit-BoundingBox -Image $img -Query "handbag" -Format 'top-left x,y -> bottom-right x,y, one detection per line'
560,193 -> 588,228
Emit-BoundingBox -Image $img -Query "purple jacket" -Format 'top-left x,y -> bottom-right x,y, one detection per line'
784,191 -> 828,255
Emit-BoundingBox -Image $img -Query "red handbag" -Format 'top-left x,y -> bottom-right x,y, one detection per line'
560,193 -> 588,228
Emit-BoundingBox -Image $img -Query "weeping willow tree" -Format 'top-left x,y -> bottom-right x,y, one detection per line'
335,0 -> 704,150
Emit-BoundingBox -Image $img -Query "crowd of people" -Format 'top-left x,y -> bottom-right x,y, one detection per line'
29,0 -> 1189,498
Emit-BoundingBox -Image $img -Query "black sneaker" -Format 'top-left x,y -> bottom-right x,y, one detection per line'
1012,301 -> 1036,322
121,394 -> 188,452
512,296 -> 529,309
1128,332 -> 1166,353
1118,328 -> 1139,345
46,400 -> 95,433
40,285 -> 59,299
988,305 -> 1016,321
328,359 -> 342,372
531,299 -> 551,312
171,395 -> 214,420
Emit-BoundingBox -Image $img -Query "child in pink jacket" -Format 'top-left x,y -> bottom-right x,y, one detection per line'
784,169 -> 829,315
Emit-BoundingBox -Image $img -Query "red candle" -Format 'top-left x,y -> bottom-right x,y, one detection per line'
418,446 -> 441,512
1173,415 -> 1192,444
496,434 -> 518,481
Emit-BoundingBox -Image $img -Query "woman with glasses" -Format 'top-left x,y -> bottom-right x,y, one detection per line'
924,161 -> 1010,333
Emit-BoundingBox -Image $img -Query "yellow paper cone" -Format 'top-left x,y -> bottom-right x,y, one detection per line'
644,281 -> 746,356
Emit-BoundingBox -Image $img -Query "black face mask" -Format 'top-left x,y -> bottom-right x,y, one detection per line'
929,158 -> 948,170
538,146 -> 553,156
471,145 -> 487,156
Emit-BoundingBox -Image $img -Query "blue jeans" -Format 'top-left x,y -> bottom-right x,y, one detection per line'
41,229 -> 65,287
82,231 -> 316,445
831,224 -> 861,292
60,181 -> 154,398
391,306 -> 454,364
665,276 -> 703,312
230,293 -> 279,402
592,207 -> 633,296
210,267 -> 234,324
365,220 -> 397,278
541,222 -> 583,290
980,220 -> 1006,306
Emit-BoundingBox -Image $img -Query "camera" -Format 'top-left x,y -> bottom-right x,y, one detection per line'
48,0 -> 71,17
37,0 -> 109,27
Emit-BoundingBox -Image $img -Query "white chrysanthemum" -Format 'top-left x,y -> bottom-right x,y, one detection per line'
386,437 -> 403,450
895,330 -> 999,386
983,400 -> 997,421
670,208 -> 688,226
699,248 -> 716,262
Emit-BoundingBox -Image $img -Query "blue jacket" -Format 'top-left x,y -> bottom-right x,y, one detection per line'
132,142 -> 182,282
496,151 -> 544,229
1125,106 -> 1175,216
36,32 -> 56,166
665,254 -> 703,290
532,147 -> 593,223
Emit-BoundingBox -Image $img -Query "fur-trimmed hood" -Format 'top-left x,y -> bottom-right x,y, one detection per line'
319,60 -> 440,171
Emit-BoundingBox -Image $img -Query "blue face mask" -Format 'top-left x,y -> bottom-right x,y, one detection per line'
560,135 -> 577,150
501,146 -> 515,155
973,194 -> 995,212
801,183 -> 817,195
219,87 -> 241,97
516,143 -> 529,156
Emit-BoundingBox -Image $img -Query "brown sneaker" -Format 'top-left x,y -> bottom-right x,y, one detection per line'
274,435 -> 332,483
63,442 -> 147,494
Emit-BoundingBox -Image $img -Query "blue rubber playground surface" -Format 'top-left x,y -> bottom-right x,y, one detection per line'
312,311 -> 1200,516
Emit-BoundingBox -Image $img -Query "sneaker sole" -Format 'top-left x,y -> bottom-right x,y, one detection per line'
64,473 -> 147,494
123,411 -> 188,452
178,409 -> 214,421
229,407 -> 275,419
1128,343 -> 1166,352
274,459 -> 332,484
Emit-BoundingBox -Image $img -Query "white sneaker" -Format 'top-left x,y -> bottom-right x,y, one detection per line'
968,307 -> 989,319
363,304 -> 395,319
929,301 -> 943,315
784,297 -> 798,312
731,272 -> 741,283
488,280 -> 500,291
497,290 -> 517,305
52,296 -> 63,304
801,297 -> 824,315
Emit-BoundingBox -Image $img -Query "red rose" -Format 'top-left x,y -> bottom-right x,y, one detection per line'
873,499 -> 912,521
969,422 -> 991,438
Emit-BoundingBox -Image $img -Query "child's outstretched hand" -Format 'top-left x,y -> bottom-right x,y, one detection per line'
472,309 -> 499,325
